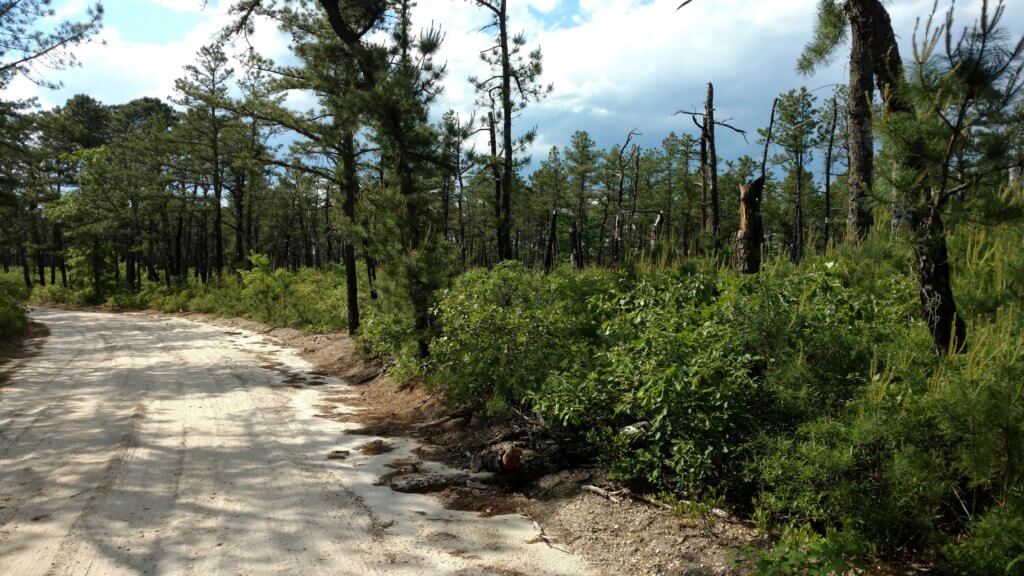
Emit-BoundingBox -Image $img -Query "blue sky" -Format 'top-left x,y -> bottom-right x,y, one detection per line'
7,0 -> 1023,165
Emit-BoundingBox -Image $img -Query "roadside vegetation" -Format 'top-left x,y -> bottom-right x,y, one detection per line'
2,0 -> 1023,573
0,273 -> 28,340
23,215 -> 1024,574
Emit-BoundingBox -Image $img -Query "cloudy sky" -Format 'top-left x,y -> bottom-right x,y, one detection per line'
5,0 -> 1022,163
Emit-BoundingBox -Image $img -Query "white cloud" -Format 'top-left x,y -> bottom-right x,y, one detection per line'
146,0 -> 208,13
6,0 -> 1022,161
2,0 -> 292,109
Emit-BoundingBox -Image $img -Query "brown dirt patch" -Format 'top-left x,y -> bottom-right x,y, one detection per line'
0,321 -> 50,387
356,439 -> 394,456
528,489 -> 759,576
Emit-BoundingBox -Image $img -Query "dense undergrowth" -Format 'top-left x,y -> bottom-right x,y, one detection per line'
21,222 -> 1024,574
427,224 -> 1024,575
0,272 -> 28,340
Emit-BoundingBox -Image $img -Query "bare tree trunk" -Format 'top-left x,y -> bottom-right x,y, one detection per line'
488,111 -> 505,262
234,172 -> 246,270
649,212 -> 663,254
705,83 -> 720,242
457,159 -> 467,268
569,220 -> 582,269
497,0 -> 514,262
698,118 -> 708,236
543,210 -> 557,274
213,144 -> 224,279
737,177 -> 764,274
824,97 -> 837,250
792,153 -> 805,263
18,235 -> 31,290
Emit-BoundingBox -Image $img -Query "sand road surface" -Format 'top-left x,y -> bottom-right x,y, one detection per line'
0,308 -> 591,576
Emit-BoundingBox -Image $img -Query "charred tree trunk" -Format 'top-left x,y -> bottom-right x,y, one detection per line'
18,236 -> 31,290
649,212 -> 663,254
705,83 -> 720,242
543,210 -> 557,274
569,220 -> 582,269
737,177 -> 764,274
234,172 -> 246,270
846,0 -> 878,239
791,154 -> 805,263
698,118 -> 708,236
910,211 -> 966,354
824,97 -> 838,250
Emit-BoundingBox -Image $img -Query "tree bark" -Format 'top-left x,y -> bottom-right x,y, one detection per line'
910,211 -> 966,353
824,97 -> 838,250
569,220 -> 582,269
705,83 -> 720,241
497,0 -> 514,262
737,177 -> 764,274
543,209 -> 557,274
341,132 -> 361,334
488,110 -> 506,263
846,0 -> 876,239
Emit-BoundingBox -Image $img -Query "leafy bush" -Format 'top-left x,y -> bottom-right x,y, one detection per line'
539,270 -> 760,493
752,290 -> 1024,567
31,283 -> 89,306
0,287 -> 26,340
0,272 -> 30,302
429,262 -> 611,412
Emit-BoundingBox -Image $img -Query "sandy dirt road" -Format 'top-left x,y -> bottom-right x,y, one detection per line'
0,308 -> 591,576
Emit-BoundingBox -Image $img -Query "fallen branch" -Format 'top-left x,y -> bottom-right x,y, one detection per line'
581,484 -> 629,503
531,520 -> 557,546
412,406 -> 473,430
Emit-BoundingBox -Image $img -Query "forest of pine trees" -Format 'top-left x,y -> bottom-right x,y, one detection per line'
2,0 -> 1024,572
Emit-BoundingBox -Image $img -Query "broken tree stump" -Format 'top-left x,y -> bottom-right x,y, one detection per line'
737,176 -> 765,274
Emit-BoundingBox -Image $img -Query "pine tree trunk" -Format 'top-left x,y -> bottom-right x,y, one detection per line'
234,172 -> 246,270
846,2 -> 875,239
910,211 -> 966,353
341,132 -> 361,334
18,236 -> 31,290
543,210 -> 557,274
824,98 -> 837,250
497,0 -> 514,262
792,155 -> 804,263
569,220 -> 582,269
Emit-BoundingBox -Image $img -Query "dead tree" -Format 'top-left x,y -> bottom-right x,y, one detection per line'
675,91 -> 746,251
823,97 -> 838,250
737,98 -> 776,274
737,177 -> 765,274
705,83 -> 720,240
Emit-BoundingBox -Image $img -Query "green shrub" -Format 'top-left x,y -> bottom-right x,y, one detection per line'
751,301 -> 1024,567
0,272 -> 30,302
30,283 -> 89,306
945,491 -> 1024,575
0,287 -> 26,340
429,261 -> 610,412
